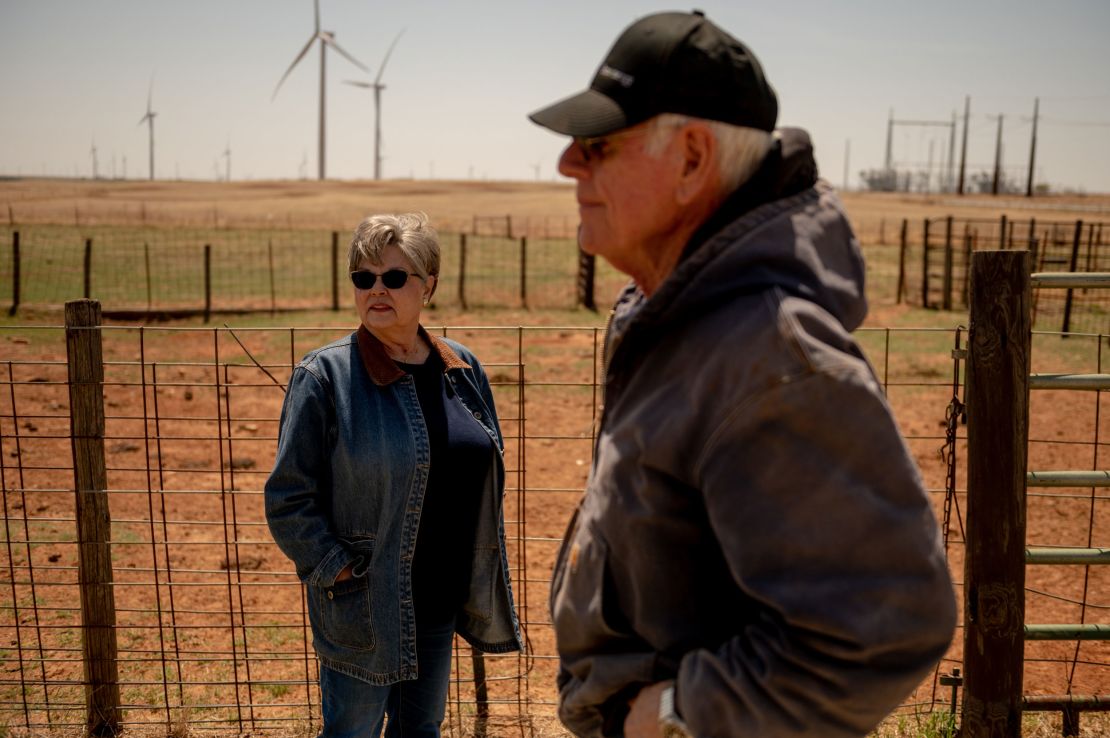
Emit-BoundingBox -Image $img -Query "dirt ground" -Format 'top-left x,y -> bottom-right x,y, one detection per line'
1,178 -> 1109,734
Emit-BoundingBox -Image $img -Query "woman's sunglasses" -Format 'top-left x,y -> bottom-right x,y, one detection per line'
350,269 -> 417,290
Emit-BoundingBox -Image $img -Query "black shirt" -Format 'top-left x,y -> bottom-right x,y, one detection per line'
397,353 -> 494,625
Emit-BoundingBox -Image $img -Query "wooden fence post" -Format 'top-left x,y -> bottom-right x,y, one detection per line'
519,236 -> 528,309
8,230 -> 19,316
896,219 -> 907,305
471,649 -> 489,737
83,238 -> 93,299
203,244 -> 212,324
65,299 -> 122,737
458,233 -> 468,310
331,231 -> 340,312
962,250 -> 1031,738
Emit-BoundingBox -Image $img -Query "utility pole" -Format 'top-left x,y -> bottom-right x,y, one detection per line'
991,114 -> 1004,195
884,108 -> 894,171
947,111 -> 957,192
957,96 -> 970,195
319,37 -> 326,180
1026,97 -> 1039,197
843,138 -> 851,191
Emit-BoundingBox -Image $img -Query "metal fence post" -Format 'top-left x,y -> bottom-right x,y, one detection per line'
331,231 -> 340,312
143,242 -> 152,312
204,244 -> 212,324
962,250 -> 1031,738
896,219 -> 907,305
576,240 -> 596,312
9,230 -> 19,316
520,236 -> 528,309
922,218 -> 931,308
1062,220 -> 1083,334
83,238 -> 93,299
943,216 -> 954,311
65,299 -> 122,737
458,233 -> 468,310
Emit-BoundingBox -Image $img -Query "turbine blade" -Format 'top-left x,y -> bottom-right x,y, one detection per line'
272,34 -> 318,100
343,79 -> 372,88
324,36 -> 369,73
374,29 -> 405,85
147,77 -> 154,112
313,0 -> 320,33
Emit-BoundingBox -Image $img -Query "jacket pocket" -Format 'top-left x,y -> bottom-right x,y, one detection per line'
551,514 -> 636,645
316,576 -> 376,652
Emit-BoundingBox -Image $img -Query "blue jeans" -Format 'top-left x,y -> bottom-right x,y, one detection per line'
319,618 -> 456,738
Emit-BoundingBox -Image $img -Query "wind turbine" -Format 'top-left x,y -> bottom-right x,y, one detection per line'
344,29 -> 404,180
138,78 -> 156,180
222,139 -> 231,182
272,0 -> 368,180
89,139 -> 99,179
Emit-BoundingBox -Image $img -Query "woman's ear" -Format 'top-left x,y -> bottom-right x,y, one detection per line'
424,275 -> 438,305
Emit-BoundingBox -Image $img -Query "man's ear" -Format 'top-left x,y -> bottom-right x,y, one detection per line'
675,123 -> 719,206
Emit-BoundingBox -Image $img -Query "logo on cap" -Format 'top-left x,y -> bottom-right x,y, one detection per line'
598,65 -> 635,88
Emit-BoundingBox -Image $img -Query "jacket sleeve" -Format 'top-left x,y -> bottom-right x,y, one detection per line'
677,366 -> 956,738
264,366 -> 357,587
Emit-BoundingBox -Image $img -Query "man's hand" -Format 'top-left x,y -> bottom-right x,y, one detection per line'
624,680 -> 673,738
335,563 -> 354,583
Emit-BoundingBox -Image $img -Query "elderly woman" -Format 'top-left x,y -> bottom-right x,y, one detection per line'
265,212 -> 523,738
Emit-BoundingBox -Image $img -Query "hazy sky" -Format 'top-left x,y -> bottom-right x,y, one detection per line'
2,0 -> 1109,192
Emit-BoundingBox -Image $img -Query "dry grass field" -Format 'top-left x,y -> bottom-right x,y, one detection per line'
3,177 -> 1109,237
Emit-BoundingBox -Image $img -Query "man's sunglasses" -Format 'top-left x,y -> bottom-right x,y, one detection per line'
573,126 -> 654,162
350,269 -> 417,290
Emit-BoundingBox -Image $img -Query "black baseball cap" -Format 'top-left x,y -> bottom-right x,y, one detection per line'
529,10 -> 777,137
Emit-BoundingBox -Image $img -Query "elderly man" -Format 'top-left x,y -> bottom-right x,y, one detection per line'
529,10 -> 956,738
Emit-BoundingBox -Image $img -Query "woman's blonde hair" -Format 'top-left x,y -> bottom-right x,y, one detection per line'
348,212 -> 440,279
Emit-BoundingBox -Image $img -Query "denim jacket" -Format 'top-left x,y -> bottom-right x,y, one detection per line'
265,325 -> 524,685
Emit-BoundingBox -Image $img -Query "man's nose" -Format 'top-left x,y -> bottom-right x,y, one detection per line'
558,141 -> 588,179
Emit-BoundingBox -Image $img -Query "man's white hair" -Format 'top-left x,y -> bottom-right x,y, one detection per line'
645,113 -> 773,193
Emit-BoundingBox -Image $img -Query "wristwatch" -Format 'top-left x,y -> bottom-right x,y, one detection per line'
658,683 -> 692,738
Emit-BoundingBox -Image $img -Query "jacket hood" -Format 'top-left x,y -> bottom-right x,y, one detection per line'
612,128 -> 867,350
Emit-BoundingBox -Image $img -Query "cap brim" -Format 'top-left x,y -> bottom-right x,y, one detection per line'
528,88 -> 629,137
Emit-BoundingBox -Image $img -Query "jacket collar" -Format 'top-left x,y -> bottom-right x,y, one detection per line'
356,324 -> 471,386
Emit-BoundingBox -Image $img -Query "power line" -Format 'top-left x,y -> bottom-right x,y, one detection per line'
1039,117 -> 1110,128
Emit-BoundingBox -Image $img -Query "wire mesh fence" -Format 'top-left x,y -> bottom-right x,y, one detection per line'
0,223 -> 967,321
0,316 -> 1108,734
897,216 -> 1110,333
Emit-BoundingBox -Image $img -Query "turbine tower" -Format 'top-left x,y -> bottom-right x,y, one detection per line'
344,30 -> 404,180
222,139 -> 231,182
138,79 -> 157,180
89,139 -> 99,179
273,0 -> 367,180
